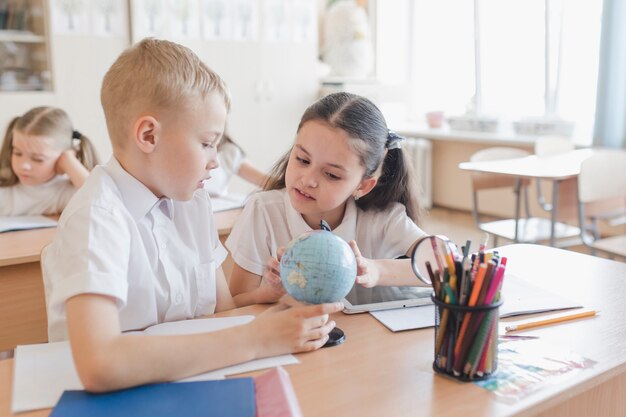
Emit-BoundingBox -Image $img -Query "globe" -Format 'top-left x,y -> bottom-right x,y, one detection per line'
280,229 -> 357,304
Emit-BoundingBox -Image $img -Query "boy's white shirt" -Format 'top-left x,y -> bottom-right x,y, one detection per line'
44,157 -> 227,342
203,141 -> 244,198
0,175 -> 76,216
225,189 -> 426,276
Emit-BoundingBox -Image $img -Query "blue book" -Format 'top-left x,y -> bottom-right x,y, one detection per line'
49,378 -> 255,417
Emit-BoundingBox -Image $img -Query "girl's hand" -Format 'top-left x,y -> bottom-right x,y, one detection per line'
251,299 -> 344,355
255,248 -> 286,303
349,240 -> 381,288
55,150 -> 78,175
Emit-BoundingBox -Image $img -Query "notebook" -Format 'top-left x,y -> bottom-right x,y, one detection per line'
370,274 -> 583,332
0,215 -> 57,233
49,378 -> 255,417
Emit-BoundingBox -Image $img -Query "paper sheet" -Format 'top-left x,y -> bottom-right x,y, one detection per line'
370,305 -> 436,332
210,194 -> 246,212
369,275 -> 582,332
12,315 -> 298,413
0,215 -> 57,233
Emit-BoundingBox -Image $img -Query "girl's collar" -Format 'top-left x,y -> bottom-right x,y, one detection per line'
283,189 -> 358,241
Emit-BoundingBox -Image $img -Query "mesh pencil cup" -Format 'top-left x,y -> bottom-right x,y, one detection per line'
431,294 -> 503,381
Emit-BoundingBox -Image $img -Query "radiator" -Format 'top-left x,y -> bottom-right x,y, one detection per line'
403,138 -> 433,209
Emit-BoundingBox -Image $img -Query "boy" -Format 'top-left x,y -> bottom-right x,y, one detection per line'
43,38 -> 342,392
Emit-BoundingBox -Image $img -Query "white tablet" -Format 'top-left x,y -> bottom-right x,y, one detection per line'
342,285 -> 433,314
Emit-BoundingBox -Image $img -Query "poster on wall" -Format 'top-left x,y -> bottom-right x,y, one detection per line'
231,0 -> 258,42
166,0 -> 200,40
292,0 -> 316,43
91,0 -> 128,37
131,0 -> 166,41
263,0 -> 290,42
52,0 -> 90,35
201,0 -> 232,40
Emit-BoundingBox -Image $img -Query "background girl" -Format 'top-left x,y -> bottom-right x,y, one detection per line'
203,132 -> 268,198
0,106 -> 99,216
226,92 -> 428,307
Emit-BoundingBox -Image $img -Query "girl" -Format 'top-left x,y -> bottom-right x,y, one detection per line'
0,106 -> 99,216
226,92 -> 428,307
203,132 -> 268,198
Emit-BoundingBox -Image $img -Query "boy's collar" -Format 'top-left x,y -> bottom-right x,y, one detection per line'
105,157 -> 162,222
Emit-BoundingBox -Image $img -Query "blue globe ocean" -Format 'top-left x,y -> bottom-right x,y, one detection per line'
280,230 -> 357,304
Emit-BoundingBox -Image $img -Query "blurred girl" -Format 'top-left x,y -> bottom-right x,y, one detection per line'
0,106 -> 99,216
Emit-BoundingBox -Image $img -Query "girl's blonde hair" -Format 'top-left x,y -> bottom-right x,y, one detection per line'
0,107 -> 99,187
101,38 -> 231,149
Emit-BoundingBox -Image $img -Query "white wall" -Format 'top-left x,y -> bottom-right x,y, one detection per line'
1,3 -> 320,196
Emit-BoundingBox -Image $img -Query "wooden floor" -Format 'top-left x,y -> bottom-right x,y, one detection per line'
421,206 -> 619,260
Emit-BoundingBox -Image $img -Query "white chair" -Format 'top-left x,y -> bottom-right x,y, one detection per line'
577,150 -> 626,259
534,136 -> 576,214
469,147 -> 579,247
469,147 -> 531,247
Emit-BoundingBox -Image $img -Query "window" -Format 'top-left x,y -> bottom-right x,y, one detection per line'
375,0 -> 603,143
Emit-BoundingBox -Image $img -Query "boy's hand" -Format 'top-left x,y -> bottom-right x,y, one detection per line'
251,300 -> 344,356
349,240 -> 381,288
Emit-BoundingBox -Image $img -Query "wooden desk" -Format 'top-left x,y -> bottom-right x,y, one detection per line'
0,227 -> 56,351
459,149 -> 593,246
2,244 -> 625,417
0,208 -> 242,352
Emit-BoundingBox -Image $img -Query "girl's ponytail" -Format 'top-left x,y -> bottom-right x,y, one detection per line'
0,117 -> 20,187
72,130 -> 99,170
356,132 -> 422,224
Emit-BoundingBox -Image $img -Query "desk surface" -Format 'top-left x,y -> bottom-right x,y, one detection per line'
1,244 -> 625,417
459,149 -> 594,180
0,208 -> 242,268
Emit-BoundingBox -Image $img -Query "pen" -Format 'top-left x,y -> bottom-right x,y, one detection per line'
505,309 -> 598,332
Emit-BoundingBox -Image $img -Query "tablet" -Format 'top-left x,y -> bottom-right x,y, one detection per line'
342,285 -> 433,314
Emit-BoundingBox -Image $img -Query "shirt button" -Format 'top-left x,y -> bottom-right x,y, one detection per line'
176,293 -> 183,303
160,242 -> 167,249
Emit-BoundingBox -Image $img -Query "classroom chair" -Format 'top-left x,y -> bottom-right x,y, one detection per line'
534,136 -> 577,220
469,147 -> 531,247
577,150 -> 626,260
469,147 -> 578,247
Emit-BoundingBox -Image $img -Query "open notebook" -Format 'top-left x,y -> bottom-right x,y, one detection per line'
12,316 -> 298,414
0,215 -> 57,233
370,274 -> 584,332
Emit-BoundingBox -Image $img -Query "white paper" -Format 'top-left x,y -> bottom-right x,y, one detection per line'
0,215 -> 57,233
369,275 -> 583,332
370,305 -> 436,332
499,275 -> 582,317
210,194 -> 246,212
12,315 -> 298,413
12,341 -> 82,413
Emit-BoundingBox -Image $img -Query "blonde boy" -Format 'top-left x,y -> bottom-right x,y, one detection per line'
44,38 -> 342,392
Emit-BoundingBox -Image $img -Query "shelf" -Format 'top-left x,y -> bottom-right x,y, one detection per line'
0,30 -> 45,43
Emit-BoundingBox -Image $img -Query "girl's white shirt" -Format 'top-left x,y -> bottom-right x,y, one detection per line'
225,189 -> 426,276
0,175 -> 76,216
203,142 -> 245,198
44,157 -> 227,342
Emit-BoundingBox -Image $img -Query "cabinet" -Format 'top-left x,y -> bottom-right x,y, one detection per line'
0,0 -> 52,91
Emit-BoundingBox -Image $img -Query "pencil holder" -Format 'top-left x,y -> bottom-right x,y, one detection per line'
432,294 -> 503,381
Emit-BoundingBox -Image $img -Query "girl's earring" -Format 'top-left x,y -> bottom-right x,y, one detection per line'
353,194 -> 360,201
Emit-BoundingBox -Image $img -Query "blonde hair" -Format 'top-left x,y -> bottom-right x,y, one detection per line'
101,38 -> 231,149
0,107 -> 99,187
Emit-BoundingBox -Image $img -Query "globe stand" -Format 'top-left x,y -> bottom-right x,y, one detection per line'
323,327 -> 345,348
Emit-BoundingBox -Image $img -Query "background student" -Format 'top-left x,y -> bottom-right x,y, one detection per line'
0,106 -> 98,216
226,92 -> 429,307
203,132 -> 268,198
43,38 -> 342,393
